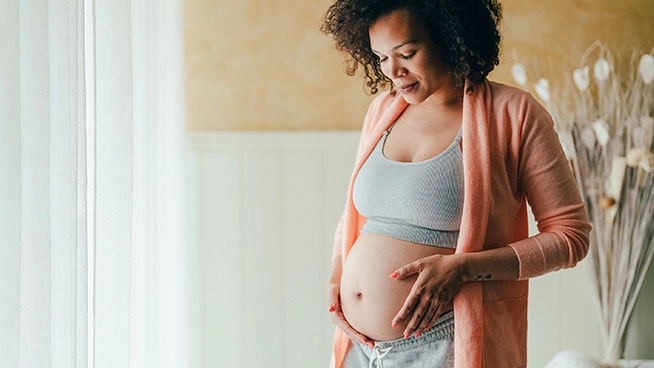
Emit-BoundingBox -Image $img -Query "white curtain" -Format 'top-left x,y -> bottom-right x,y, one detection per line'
0,1 -> 88,367
0,0 -> 192,367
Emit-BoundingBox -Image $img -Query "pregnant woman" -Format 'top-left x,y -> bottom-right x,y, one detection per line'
321,1 -> 592,367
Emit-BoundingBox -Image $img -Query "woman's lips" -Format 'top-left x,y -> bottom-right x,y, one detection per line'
398,82 -> 418,94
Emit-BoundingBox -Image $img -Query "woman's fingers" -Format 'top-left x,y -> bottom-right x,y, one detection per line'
390,254 -> 464,338
329,307 -> 374,348
420,303 -> 443,334
326,281 -> 372,346
402,295 -> 435,338
391,290 -> 419,328
389,259 -> 423,280
327,294 -> 337,312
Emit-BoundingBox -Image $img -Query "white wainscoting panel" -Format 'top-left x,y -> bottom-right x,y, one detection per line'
186,131 -> 651,368
187,132 -> 359,368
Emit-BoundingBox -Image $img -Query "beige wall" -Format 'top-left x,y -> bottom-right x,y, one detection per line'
184,0 -> 372,131
184,0 -> 654,131
494,0 -> 654,87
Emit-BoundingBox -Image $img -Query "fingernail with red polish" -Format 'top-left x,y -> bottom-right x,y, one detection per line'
328,305 -> 335,312
415,331 -> 422,337
392,321 -> 398,327
404,333 -> 410,339
389,271 -> 398,279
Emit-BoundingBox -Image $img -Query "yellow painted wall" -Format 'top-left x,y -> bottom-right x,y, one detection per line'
184,0 -> 372,131
494,0 -> 654,89
184,0 -> 654,131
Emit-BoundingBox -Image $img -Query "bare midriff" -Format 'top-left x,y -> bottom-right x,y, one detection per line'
340,233 -> 455,341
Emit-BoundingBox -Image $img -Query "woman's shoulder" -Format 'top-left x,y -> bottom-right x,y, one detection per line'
367,89 -> 402,114
361,89 -> 406,133
487,80 -> 550,121
487,80 -> 535,105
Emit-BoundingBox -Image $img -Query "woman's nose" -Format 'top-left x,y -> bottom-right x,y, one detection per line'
382,58 -> 405,79
387,59 -> 406,79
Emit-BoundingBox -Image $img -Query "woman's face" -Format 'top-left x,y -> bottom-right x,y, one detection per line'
368,8 -> 451,105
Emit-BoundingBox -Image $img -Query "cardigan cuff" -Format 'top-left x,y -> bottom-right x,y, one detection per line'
508,240 -> 546,280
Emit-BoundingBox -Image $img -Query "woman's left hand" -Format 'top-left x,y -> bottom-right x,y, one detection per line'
390,254 -> 467,338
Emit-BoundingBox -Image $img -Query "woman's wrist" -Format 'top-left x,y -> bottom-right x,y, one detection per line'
458,247 -> 520,283
457,253 -> 478,283
329,255 -> 343,284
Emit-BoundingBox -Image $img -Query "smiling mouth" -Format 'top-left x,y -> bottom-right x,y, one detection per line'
398,82 -> 418,93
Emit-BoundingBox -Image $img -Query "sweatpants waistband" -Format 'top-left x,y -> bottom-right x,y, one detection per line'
371,310 -> 454,351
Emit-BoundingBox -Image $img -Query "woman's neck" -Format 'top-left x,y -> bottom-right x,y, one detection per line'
415,84 -> 463,115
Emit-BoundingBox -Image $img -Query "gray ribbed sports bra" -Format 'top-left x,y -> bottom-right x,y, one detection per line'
352,126 -> 464,248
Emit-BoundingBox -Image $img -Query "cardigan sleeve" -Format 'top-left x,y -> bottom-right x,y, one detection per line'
508,93 -> 592,280
332,211 -> 346,260
331,92 -> 392,260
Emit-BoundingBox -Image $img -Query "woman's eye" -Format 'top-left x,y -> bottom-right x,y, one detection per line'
378,56 -> 388,63
400,51 -> 416,59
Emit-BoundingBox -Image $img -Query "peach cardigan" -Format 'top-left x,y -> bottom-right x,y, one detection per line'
330,80 -> 591,368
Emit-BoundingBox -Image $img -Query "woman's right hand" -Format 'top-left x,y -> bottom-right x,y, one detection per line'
327,257 -> 374,348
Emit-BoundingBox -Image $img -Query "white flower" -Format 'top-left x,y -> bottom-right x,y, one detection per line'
626,147 -> 649,167
573,66 -> 590,91
594,58 -> 611,82
581,126 -> 596,150
545,350 -> 606,368
638,54 -> 654,84
641,152 -> 654,172
627,147 -> 654,172
511,63 -> 528,86
534,78 -> 550,102
591,119 -> 610,146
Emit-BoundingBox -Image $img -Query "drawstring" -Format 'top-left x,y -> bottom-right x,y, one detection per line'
368,345 -> 393,368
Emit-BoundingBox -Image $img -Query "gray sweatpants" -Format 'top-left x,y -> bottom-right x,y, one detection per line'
343,311 -> 454,368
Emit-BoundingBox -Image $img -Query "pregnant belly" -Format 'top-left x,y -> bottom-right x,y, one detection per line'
340,233 -> 455,341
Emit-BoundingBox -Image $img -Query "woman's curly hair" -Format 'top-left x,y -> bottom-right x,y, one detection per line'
321,0 -> 502,94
